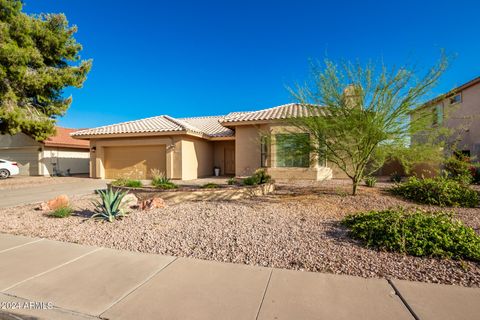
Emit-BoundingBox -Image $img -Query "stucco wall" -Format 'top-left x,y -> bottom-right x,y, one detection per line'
181,137 -> 214,180
235,125 -> 264,176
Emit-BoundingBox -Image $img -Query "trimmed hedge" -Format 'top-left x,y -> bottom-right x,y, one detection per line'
390,176 -> 479,207
342,209 -> 480,261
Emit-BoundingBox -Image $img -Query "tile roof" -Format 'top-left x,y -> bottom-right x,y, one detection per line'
44,127 -> 89,149
71,103 -> 320,139
221,103 -> 320,124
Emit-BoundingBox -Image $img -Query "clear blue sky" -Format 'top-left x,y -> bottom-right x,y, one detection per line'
24,0 -> 480,129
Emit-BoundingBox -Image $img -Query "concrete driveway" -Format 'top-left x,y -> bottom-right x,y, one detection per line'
1,177 -> 106,208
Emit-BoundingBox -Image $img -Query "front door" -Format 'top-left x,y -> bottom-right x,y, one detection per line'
224,147 -> 235,175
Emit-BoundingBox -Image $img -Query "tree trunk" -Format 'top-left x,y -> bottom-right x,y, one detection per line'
351,178 -> 359,196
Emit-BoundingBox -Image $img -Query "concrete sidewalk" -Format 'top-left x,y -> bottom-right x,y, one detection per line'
0,234 -> 478,320
0,179 -> 106,208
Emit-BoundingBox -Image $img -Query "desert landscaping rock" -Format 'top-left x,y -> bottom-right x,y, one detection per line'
39,194 -> 70,211
1,180 -> 479,287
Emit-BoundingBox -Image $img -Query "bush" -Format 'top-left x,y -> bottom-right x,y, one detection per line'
202,183 -> 219,189
444,156 -> 473,185
50,206 -> 73,218
472,166 -> 480,185
342,209 -> 480,261
242,169 -> 272,186
364,176 -> 377,187
227,177 -> 237,185
390,176 -> 479,207
111,178 -> 142,188
150,170 -> 178,189
390,172 -> 402,183
92,188 -> 128,222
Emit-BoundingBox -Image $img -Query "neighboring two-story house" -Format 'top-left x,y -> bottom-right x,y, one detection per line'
411,76 -> 480,160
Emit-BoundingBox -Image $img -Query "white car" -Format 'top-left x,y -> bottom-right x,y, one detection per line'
0,159 -> 20,179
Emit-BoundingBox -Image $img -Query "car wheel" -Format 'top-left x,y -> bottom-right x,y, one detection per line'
0,169 -> 10,179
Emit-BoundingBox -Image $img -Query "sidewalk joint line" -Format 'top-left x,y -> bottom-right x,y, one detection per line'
387,279 -> 420,320
0,238 -> 43,254
99,256 -> 179,317
3,247 -> 103,292
255,268 -> 273,320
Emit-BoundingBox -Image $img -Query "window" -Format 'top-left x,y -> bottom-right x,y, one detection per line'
260,136 -> 268,167
275,133 -> 310,167
450,94 -> 462,105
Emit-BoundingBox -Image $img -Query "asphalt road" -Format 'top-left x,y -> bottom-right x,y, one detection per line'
1,178 -> 107,208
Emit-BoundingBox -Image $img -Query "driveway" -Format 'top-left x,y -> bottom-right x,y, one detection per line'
1,177 -> 106,208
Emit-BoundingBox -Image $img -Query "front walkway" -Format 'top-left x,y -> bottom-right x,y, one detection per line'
0,234 -> 478,320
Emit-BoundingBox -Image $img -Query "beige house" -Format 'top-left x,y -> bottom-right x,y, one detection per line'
0,127 -> 90,176
411,76 -> 480,160
72,104 -> 334,181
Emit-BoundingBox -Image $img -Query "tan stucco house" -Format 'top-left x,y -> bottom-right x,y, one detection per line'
411,76 -> 480,160
0,127 -> 90,176
72,103 -> 334,181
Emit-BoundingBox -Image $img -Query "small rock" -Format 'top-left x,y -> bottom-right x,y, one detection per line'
140,197 -> 166,210
39,195 -> 69,211
120,193 -> 139,210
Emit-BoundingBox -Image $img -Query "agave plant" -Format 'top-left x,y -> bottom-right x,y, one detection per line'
91,188 -> 128,222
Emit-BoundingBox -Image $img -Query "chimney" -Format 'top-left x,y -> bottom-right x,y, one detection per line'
343,84 -> 362,110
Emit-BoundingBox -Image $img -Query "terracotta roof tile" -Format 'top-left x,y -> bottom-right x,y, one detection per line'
44,127 -> 90,148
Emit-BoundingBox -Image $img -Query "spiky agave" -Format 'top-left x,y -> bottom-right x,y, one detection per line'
91,188 -> 128,222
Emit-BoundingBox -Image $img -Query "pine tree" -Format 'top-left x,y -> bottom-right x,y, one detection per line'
0,0 -> 92,140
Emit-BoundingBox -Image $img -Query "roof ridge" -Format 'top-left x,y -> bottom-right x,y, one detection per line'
72,115 -> 169,135
164,115 -> 204,134
179,115 -> 226,120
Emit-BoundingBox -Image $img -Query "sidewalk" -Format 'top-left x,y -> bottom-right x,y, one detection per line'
0,233 -> 478,320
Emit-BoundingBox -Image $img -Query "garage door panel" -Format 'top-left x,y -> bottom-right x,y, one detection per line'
104,146 -> 166,180
0,149 -> 39,175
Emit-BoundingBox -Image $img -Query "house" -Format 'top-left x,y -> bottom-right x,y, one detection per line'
411,76 -> 480,160
0,127 -> 90,176
71,103 -> 334,180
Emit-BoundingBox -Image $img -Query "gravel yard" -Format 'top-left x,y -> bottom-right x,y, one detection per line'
1,179 -> 479,287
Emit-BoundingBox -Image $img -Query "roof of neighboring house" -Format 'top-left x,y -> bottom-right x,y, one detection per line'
71,103 -> 319,139
414,75 -> 480,111
221,103 -> 319,124
44,127 -> 90,149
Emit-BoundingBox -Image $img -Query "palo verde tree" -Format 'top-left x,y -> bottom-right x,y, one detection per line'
0,0 -> 92,140
289,54 -> 449,195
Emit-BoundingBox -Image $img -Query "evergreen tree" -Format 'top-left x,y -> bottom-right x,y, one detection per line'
0,0 -> 91,140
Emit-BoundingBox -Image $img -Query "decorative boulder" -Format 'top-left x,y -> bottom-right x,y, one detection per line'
120,193 -> 139,210
140,197 -> 166,211
39,195 -> 69,211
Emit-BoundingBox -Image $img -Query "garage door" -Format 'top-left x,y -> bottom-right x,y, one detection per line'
0,148 -> 39,175
104,145 -> 166,179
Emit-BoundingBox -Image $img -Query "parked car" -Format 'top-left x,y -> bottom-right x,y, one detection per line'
0,159 -> 20,179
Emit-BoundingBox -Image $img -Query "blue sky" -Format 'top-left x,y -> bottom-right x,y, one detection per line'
24,0 -> 480,129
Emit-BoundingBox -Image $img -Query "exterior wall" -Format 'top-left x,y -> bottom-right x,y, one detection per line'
41,147 -> 89,176
180,137 -> 214,180
0,133 -> 41,175
213,140 -> 235,175
234,123 -> 332,180
89,135 -> 215,180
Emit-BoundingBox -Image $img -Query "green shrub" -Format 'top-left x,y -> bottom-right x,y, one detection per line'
202,183 -> 219,189
50,206 -> 73,218
242,169 -> 272,186
227,177 -> 237,185
390,172 -> 402,183
472,166 -> 480,185
364,176 -> 377,187
150,170 -> 178,189
391,176 -> 479,207
111,178 -> 142,188
444,156 -> 473,185
342,209 -> 480,261
92,188 -> 128,222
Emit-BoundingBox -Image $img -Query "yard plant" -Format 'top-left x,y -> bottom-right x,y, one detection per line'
243,169 -> 272,186
150,170 -> 178,189
111,178 -> 142,188
342,209 -> 480,261
201,183 -> 219,189
92,188 -> 128,222
391,176 -> 479,207
49,206 -> 73,218
364,176 -> 377,187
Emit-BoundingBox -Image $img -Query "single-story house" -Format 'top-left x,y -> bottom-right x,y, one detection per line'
0,127 -> 90,176
71,103 -> 335,181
